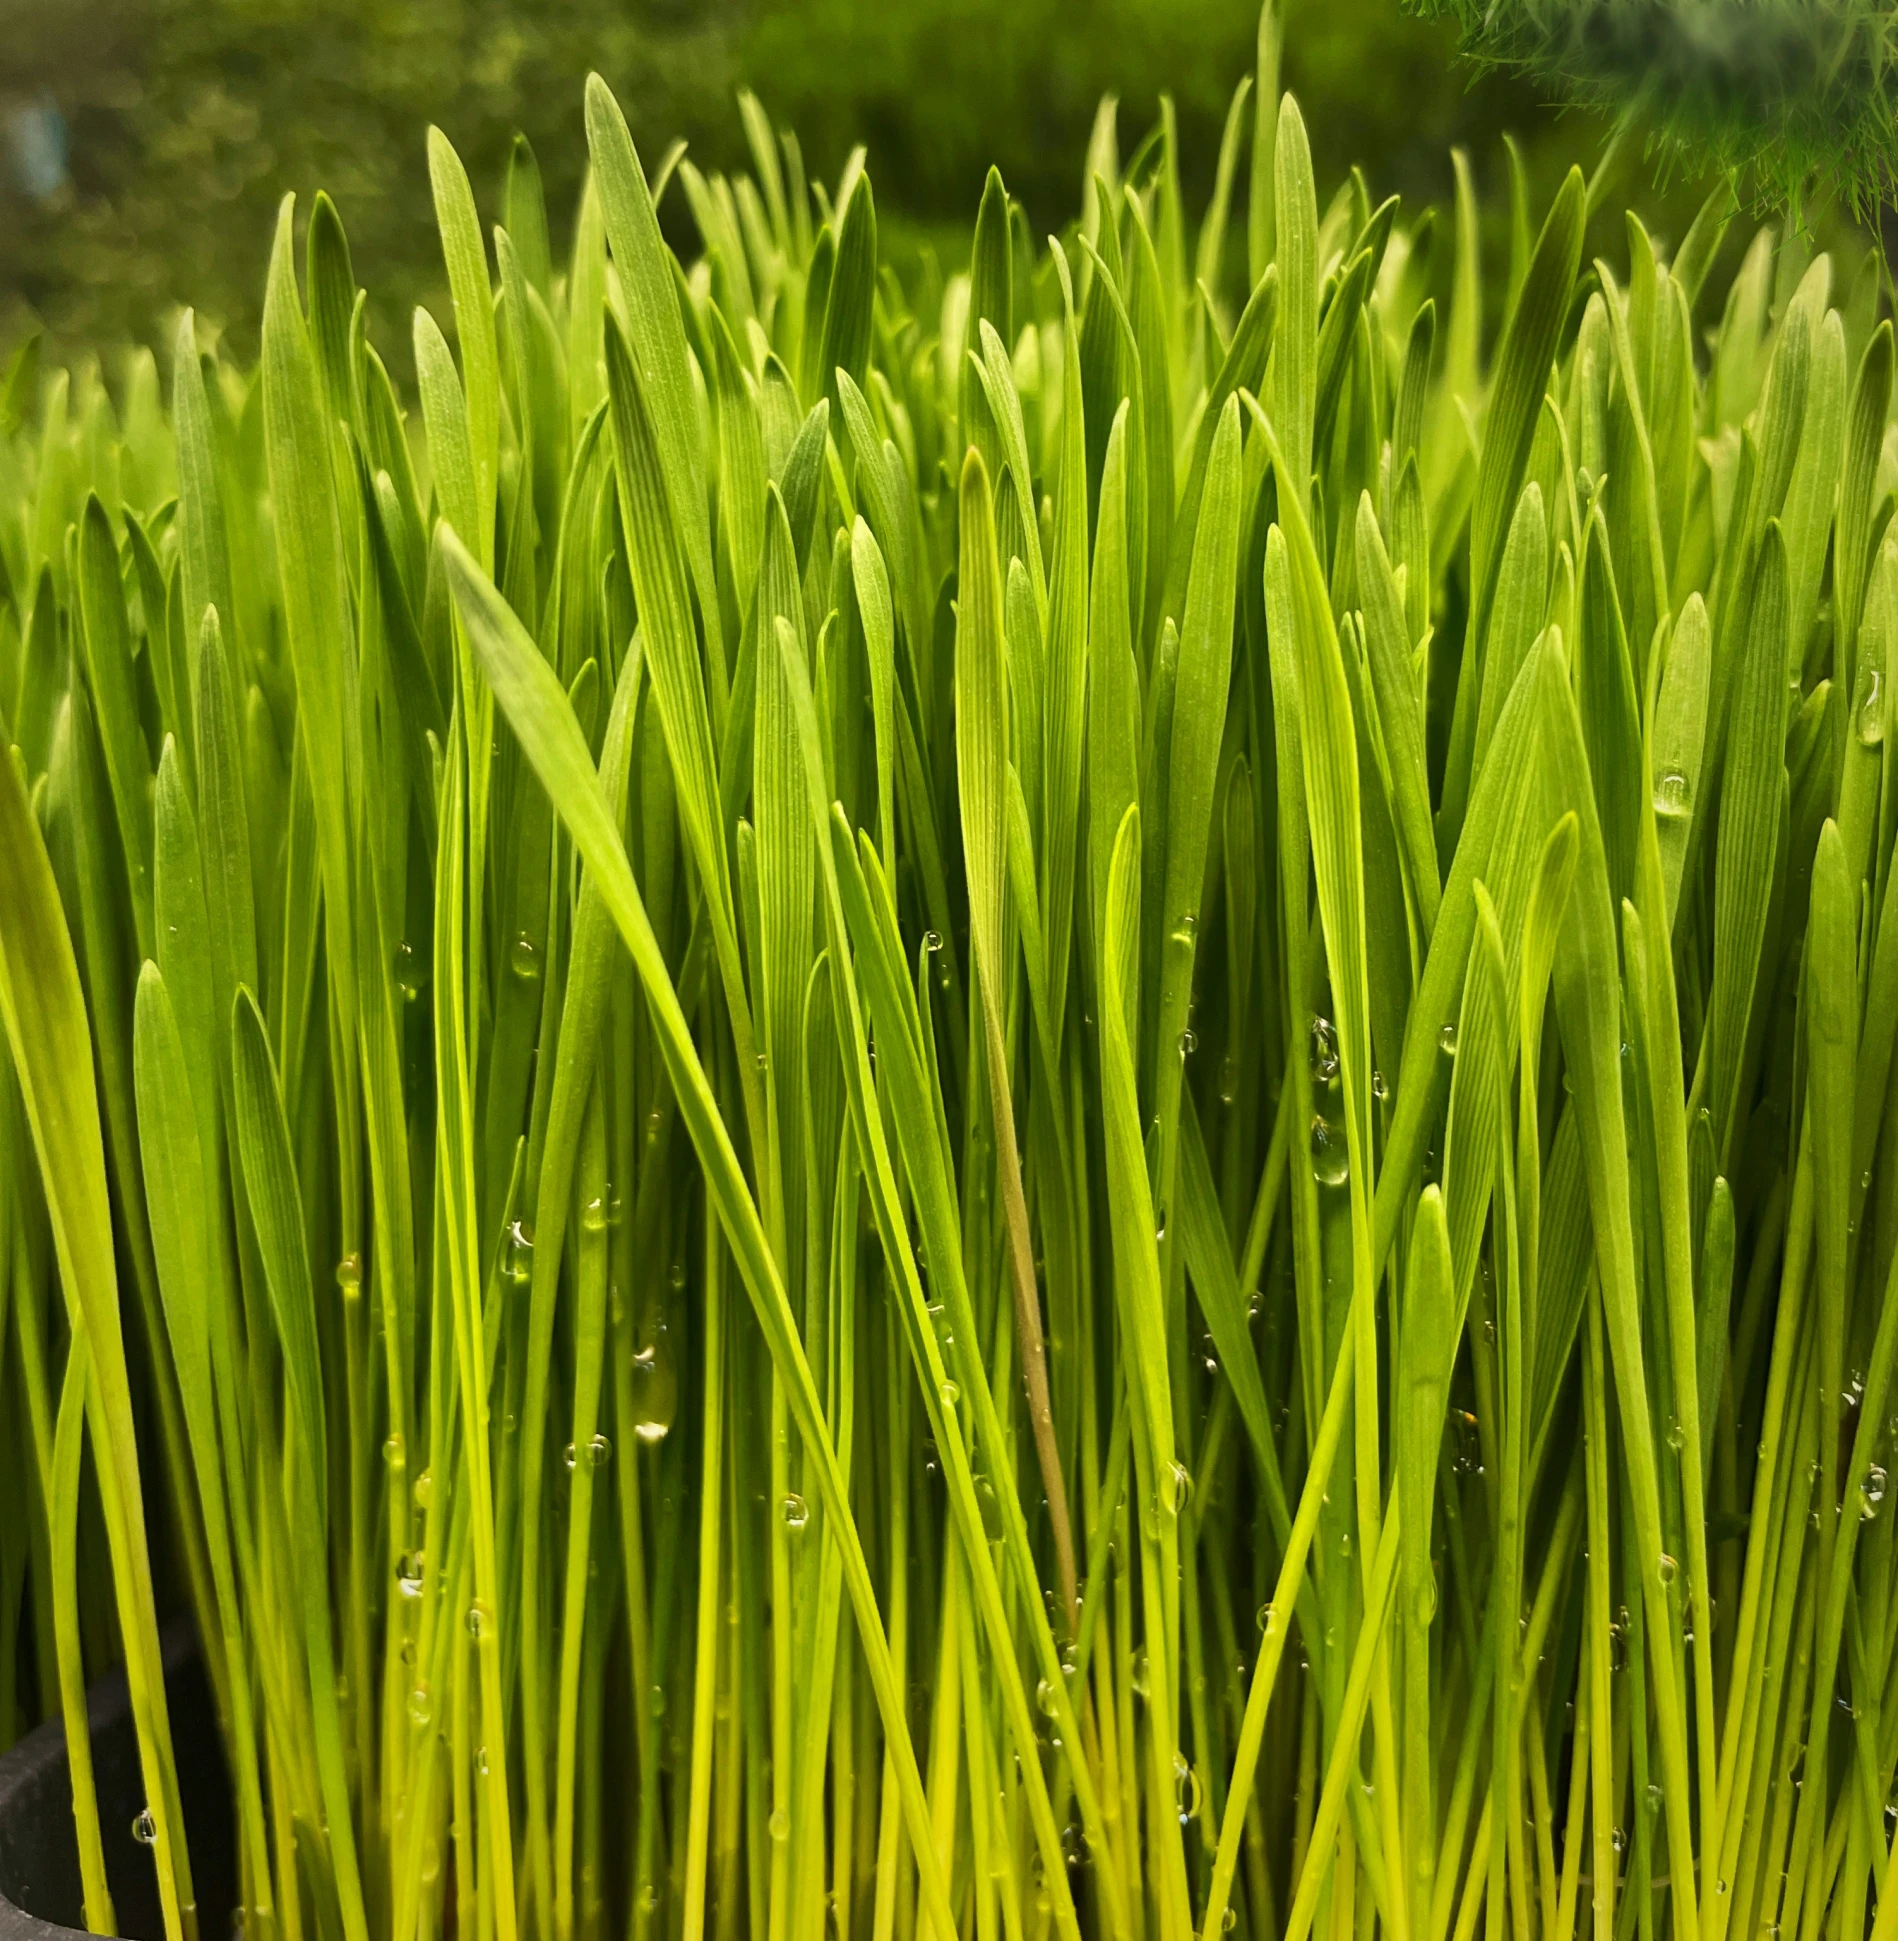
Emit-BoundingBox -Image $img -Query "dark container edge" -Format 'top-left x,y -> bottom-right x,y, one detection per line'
0,1623 -> 232,1941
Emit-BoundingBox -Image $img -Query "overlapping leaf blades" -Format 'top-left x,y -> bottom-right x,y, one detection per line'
2,16 -> 1898,1941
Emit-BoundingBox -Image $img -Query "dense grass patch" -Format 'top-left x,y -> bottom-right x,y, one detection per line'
1,8 -> 1896,1938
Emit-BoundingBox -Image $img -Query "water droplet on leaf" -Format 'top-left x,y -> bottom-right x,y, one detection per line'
1309,1016 -> 1339,1084
1652,770 -> 1691,819
1310,1115 -> 1349,1187
1858,666 -> 1886,746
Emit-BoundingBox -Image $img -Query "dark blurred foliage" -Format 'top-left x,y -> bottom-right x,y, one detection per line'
1408,0 -> 1898,221
0,0 -> 1726,365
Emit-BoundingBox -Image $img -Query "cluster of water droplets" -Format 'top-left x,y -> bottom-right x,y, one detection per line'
1863,1464 -> 1889,1519
629,1315 -> 678,1444
1449,1407 -> 1483,1476
1308,1016 -> 1348,1187
391,938 -> 425,1001
579,1184 -> 623,1233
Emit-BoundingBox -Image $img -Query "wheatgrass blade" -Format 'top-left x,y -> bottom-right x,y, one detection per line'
441,526 -> 960,1939
0,738 -> 197,1941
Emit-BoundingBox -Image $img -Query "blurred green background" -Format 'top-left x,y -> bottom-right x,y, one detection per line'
0,0 -> 1683,359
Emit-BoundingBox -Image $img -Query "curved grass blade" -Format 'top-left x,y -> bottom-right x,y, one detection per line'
439,524 -> 959,1941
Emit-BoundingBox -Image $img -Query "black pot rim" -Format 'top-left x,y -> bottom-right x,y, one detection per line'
0,1622 -> 228,1941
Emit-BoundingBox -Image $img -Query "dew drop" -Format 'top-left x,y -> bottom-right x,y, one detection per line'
505,1219 -> 534,1286
395,1552 -> 425,1598
1438,1021 -> 1459,1057
1309,1015 -> 1339,1084
1859,666 -> 1886,747
940,1378 -> 961,1408
132,1808 -> 157,1846
975,1474 -> 1005,1540
630,1328 -> 677,1444
466,1599 -> 493,1639
391,939 -> 423,1000
1652,769 -> 1691,820
1310,1115 -> 1350,1188
510,932 -> 540,981
1863,1464 -> 1888,1519
335,1252 -> 363,1295
407,1685 -> 433,1727
769,1807 -> 790,1843
1657,1552 -> 1678,1587
1258,1602 -> 1279,1637
782,1493 -> 810,1532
